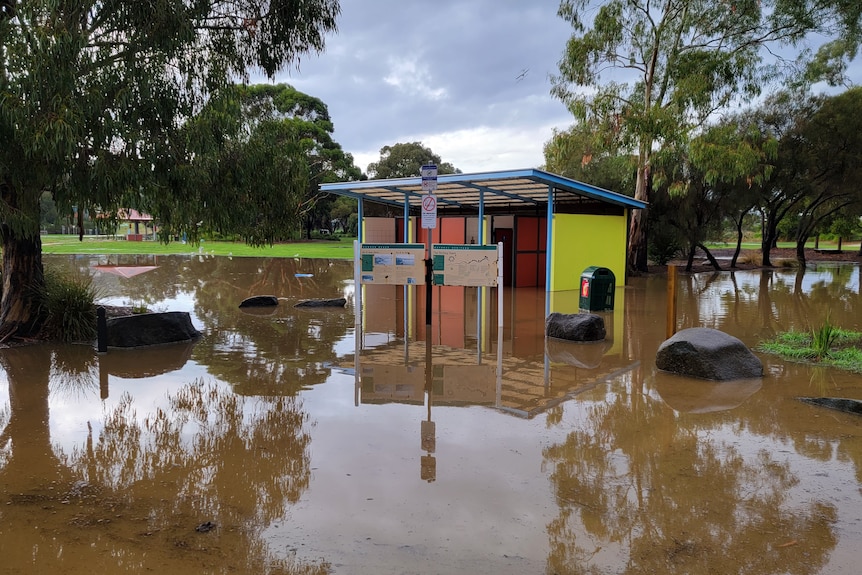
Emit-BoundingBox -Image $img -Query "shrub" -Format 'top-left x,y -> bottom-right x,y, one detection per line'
736,250 -> 762,266
39,268 -> 99,342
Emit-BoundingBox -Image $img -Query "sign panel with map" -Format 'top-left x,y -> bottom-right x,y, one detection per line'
359,244 -> 426,285
432,244 -> 499,287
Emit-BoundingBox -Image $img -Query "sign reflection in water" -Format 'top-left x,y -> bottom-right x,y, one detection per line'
0,255 -> 859,574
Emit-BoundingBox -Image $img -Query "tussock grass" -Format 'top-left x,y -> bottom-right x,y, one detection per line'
736,250 -> 762,265
40,268 -> 100,342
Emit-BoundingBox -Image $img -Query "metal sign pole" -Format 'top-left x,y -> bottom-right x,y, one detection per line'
421,164 -> 437,327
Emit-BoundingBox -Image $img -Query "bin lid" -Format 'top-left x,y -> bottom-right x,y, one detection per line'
581,266 -> 614,278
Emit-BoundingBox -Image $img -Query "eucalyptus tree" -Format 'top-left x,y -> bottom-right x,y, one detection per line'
543,122 -> 637,193
780,88 -> 862,264
552,0 -> 862,273
751,89 -> 862,266
0,1 -> 340,341
366,142 -> 460,179
687,116 -> 777,268
232,83 -> 361,238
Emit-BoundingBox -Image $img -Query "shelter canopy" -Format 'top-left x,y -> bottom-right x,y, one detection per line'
319,168 -> 646,214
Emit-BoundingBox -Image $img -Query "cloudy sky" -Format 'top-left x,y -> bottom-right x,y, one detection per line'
271,0 -> 860,176
273,0 -> 574,174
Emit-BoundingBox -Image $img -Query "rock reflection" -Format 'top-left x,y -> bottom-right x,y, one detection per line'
0,345 -> 327,574
542,389 -> 837,574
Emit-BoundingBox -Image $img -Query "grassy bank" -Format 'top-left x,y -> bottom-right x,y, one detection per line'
758,328 -> 862,373
41,234 -> 356,259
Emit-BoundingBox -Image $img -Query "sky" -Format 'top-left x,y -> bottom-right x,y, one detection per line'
271,0 -> 861,177
273,0 -> 575,174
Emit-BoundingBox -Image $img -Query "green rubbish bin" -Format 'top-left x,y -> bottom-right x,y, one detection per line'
579,266 -> 615,311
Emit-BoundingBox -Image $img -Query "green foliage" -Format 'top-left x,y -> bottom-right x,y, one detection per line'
0,1 -> 342,338
543,124 -> 637,193
551,0 -> 862,271
647,218 -> 683,265
759,326 -> 862,372
39,268 -> 99,342
366,142 -> 460,179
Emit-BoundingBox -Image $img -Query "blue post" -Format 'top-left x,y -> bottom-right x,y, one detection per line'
545,184 -> 554,292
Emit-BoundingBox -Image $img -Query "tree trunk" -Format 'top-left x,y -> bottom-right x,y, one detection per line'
760,211 -> 777,267
795,235 -> 807,266
730,215 -> 744,269
696,243 -> 722,271
626,163 -> 650,274
0,187 -> 45,342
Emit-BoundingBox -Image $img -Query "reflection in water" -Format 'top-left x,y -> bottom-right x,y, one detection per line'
543,388 -> 837,574
0,345 -> 326,574
0,256 -> 859,573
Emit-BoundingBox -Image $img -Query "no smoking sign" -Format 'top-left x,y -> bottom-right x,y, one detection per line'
421,193 -> 437,229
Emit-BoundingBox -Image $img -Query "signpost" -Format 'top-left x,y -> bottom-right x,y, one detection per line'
420,164 -> 437,326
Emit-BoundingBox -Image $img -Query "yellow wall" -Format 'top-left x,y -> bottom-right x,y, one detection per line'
549,213 -> 627,292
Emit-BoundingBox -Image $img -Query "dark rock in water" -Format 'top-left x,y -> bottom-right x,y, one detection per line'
545,312 -> 606,342
195,521 -> 216,533
294,297 -> 347,308
656,327 -> 762,381
106,312 -> 200,348
239,295 -> 279,308
798,397 -> 862,416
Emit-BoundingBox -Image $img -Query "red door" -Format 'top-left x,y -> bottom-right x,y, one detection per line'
494,228 -> 514,286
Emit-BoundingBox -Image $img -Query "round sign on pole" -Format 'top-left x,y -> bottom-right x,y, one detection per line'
421,193 -> 437,229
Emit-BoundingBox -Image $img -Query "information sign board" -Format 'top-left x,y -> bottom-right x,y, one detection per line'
432,244 -> 499,287
421,164 -> 437,191
359,243 -> 426,285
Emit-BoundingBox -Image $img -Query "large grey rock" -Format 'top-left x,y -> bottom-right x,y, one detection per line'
656,327 -> 762,381
239,295 -> 279,308
294,297 -> 347,308
545,312 -> 606,342
106,311 -> 200,348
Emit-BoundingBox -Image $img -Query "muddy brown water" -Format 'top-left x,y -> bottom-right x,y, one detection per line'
1,255 -> 861,574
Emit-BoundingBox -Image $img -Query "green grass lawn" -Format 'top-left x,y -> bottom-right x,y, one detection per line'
40,234 -> 357,259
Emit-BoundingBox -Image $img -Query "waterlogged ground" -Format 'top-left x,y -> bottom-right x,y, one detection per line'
1,255 -> 861,574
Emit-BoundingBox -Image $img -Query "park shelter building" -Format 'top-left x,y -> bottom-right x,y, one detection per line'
320,168 -> 646,291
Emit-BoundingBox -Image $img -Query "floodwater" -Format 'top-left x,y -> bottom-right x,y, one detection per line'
1,255 -> 861,575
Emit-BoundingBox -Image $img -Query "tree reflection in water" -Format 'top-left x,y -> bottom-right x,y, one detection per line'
542,380 -> 837,575
0,345 -> 326,574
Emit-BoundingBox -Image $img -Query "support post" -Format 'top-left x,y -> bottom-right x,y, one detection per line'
545,184 -> 554,292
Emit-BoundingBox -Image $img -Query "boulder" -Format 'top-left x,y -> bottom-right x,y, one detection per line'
106,311 -> 200,348
294,297 -> 347,308
545,312 -> 606,342
239,295 -> 279,308
656,327 -> 762,381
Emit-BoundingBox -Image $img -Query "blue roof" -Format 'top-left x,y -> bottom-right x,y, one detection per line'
319,168 -> 647,211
